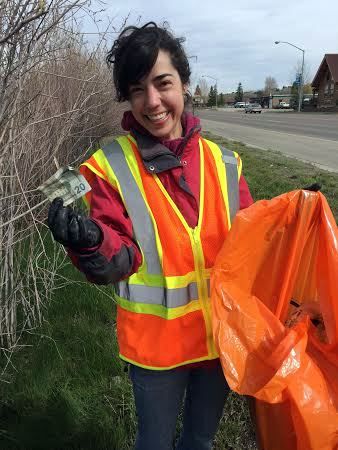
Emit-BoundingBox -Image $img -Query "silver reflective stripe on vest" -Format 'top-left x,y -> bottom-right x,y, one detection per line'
102,140 -> 162,275
116,282 -> 199,308
220,147 -> 239,222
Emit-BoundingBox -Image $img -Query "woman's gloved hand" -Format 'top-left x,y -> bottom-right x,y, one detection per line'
302,183 -> 321,192
47,198 -> 102,249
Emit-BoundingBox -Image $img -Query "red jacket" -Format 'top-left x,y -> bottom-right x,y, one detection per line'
70,112 -> 253,368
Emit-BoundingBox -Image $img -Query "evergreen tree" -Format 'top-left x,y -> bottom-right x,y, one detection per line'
213,84 -> 218,106
207,86 -> 216,106
234,82 -> 243,102
218,93 -> 225,107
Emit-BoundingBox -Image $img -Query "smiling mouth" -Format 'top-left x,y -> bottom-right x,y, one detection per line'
146,111 -> 170,123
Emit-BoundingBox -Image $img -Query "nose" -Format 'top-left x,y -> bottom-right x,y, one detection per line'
145,85 -> 161,110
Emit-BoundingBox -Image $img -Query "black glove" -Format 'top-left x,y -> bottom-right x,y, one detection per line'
302,183 -> 321,192
47,198 -> 102,249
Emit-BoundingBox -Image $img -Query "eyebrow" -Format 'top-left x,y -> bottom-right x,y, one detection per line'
130,73 -> 173,88
152,73 -> 173,82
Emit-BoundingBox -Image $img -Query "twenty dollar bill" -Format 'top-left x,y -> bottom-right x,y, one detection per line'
38,166 -> 91,206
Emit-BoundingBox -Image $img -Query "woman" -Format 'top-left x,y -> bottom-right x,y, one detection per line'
48,22 -> 253,450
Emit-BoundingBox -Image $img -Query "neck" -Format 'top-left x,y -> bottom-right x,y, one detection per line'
166,122 -> 183,140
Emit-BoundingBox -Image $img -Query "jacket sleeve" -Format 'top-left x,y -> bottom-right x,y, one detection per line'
239,174 -> 254,209
68,174 -> 142,285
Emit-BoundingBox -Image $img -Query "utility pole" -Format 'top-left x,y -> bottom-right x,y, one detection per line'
275,41 -> 305,112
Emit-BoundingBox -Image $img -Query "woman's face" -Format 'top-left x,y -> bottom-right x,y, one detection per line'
128,50 -> 187,140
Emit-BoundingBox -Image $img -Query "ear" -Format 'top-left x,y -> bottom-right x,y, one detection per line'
182,83 -> 189,94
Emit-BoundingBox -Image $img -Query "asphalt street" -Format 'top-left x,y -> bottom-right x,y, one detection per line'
197,109 -> 338,172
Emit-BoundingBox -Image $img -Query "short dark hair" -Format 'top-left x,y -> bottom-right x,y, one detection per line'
106,22 -> 191,102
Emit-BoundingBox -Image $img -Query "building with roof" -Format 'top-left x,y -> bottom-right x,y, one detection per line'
248,93 -> 313,109
312,54 -> 338,111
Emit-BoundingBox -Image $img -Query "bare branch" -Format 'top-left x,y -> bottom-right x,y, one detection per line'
0,10 -> 47,45
0,0 -> 126,366
38,69 -> 107,83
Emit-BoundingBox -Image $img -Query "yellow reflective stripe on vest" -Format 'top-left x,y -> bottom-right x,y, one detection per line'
101,139 -> 162,276
219,147 -> 240,222
128,270 -> 204,289
116,281 -> 199,307
202,139 -> 240,225
90,137 -> 225,317
151,141 -> 216,357
116,296 -> 202,320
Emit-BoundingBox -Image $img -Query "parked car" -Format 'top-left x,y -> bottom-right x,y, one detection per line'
245,103 -> 262,114
278,101 -> 290,109
234,102 -> 246,108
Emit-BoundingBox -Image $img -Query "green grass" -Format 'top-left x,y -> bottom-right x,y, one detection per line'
0,133 -> 337,450
0,263 -> 135,450
203,132 -> 338,219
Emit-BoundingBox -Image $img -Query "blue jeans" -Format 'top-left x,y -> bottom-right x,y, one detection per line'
129,361 -> 230,450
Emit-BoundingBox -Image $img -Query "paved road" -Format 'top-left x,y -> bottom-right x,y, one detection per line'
197,109 -> 338,172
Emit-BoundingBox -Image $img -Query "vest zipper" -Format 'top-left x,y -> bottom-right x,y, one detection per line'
191,228 -> 217,358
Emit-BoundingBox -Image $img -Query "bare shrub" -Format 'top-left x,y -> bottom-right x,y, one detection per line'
0,0 -> 124,352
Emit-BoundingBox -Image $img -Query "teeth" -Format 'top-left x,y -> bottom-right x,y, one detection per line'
147,112 -> 168,121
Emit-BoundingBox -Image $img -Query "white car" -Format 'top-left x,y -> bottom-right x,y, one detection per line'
234,102 -> 246,108
278,102 -> 290,109
245,103 -> 262,114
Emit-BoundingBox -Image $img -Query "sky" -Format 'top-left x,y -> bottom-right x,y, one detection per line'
84,0 -> 338,93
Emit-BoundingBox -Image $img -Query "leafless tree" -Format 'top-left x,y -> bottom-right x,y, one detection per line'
290,59 -> 312,85
197,77 -> 209,101
0,0 -> 125,355
264,76 -> 278,94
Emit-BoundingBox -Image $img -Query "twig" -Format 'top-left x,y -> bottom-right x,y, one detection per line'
0,199 -> 48,229
0,9 -> 47,45
38,69 -> 107,83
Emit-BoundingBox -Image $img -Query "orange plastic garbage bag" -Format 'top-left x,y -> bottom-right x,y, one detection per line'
211,190 -> 338,450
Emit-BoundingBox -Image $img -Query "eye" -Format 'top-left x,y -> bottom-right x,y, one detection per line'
130,86 -> 143,95
160,80 -> 171,87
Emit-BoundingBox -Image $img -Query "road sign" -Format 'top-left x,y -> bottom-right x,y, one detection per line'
295,73 -> 302,85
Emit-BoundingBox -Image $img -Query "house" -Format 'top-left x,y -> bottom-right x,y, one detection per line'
312,54 -> 338,111
223,93 -> 235,105
248,94 -> 293,108
192,94 -> 204,106
248,94 -> 313,109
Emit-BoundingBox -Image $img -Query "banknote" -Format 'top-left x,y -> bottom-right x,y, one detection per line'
38,166 -> 91,206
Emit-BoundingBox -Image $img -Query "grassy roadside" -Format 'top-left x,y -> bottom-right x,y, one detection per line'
0,263 -> 135,450
202,132 -> 338,218
0,133 -> 337,450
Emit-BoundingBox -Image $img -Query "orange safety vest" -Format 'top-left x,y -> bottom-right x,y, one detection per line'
81,134 -> 242,370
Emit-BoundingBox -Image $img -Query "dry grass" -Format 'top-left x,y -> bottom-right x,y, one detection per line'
0,0 -> 125,351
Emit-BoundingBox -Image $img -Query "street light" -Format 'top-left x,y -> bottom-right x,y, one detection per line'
202,74 -> 218,109
275,40 -> 305,112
